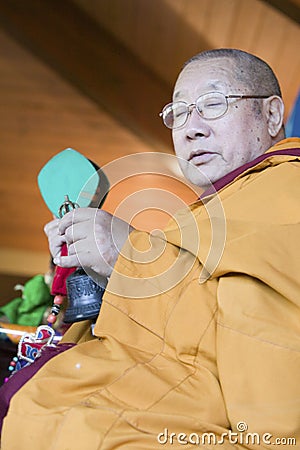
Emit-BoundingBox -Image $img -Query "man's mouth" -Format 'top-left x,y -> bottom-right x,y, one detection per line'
188,150 -> 216,164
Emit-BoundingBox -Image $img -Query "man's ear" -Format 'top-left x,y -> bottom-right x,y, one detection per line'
265,96 -> 284,138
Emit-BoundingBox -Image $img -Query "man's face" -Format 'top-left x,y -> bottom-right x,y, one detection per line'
172,58 -> 273,189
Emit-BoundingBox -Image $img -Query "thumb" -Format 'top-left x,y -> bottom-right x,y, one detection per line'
53,253 -> 80,268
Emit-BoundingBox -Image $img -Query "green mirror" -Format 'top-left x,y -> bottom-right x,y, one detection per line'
37,148 -> 110,217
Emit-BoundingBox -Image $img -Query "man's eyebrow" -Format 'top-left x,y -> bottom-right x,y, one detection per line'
207,81 -> 224,91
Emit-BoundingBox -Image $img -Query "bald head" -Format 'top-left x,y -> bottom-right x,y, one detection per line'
185,48 -> 282,98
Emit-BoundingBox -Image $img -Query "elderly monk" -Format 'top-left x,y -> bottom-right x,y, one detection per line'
1,49 -> 300,449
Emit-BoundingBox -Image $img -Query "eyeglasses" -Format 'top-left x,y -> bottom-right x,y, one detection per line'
159,92 -> 270,129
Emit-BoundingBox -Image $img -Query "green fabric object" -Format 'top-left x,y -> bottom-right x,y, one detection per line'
0,297 -> 23,324
0,275 -> 53,326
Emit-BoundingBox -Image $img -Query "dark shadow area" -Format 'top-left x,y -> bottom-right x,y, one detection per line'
0,0 -> 210,151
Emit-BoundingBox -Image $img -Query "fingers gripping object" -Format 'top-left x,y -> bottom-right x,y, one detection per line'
49,195 -> 107,324
47,195 -> 79,324
38,148 -> 110,324
58,195 -> 79,218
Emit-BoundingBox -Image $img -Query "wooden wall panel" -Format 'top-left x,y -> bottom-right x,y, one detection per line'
73,0 -> 299,116
201,0 -> 238,48
275,22 -> 300,113
250,5 -> 289,63
229,0 -> 265,51
0,29 -> 164,275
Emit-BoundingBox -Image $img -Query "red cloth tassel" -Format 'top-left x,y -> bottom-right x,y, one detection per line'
51,243 -> 76,296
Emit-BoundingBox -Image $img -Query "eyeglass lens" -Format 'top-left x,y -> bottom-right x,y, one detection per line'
162,93 -> 228,129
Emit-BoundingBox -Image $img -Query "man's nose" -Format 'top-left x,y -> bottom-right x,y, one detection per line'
185,106 -> 211,139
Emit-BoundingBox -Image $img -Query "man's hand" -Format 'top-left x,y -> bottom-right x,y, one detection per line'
44,208 -> 134,278
44,218 -> 66,260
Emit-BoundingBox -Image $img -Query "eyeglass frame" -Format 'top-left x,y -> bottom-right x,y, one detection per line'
159,92 -> 270,129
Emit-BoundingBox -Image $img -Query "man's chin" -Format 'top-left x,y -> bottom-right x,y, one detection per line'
183,166 -> 215,190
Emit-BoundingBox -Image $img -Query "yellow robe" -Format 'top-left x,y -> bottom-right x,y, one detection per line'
2,138 -> 300,449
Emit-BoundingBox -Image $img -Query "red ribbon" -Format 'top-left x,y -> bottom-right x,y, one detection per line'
51,243 -> 76,296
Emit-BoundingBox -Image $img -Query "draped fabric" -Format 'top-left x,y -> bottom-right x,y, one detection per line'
1,138 -> 300,449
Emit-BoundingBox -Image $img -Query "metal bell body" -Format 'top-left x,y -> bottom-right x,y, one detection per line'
64,268 -> 107,323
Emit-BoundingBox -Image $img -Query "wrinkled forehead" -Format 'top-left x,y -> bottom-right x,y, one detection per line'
173,57 -> 240,100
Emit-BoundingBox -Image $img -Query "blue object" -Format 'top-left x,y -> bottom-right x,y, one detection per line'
38,148 -> 109,217
286,90 -> 300,138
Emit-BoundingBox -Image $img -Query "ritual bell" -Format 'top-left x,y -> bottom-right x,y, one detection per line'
64,268 -> 108,323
